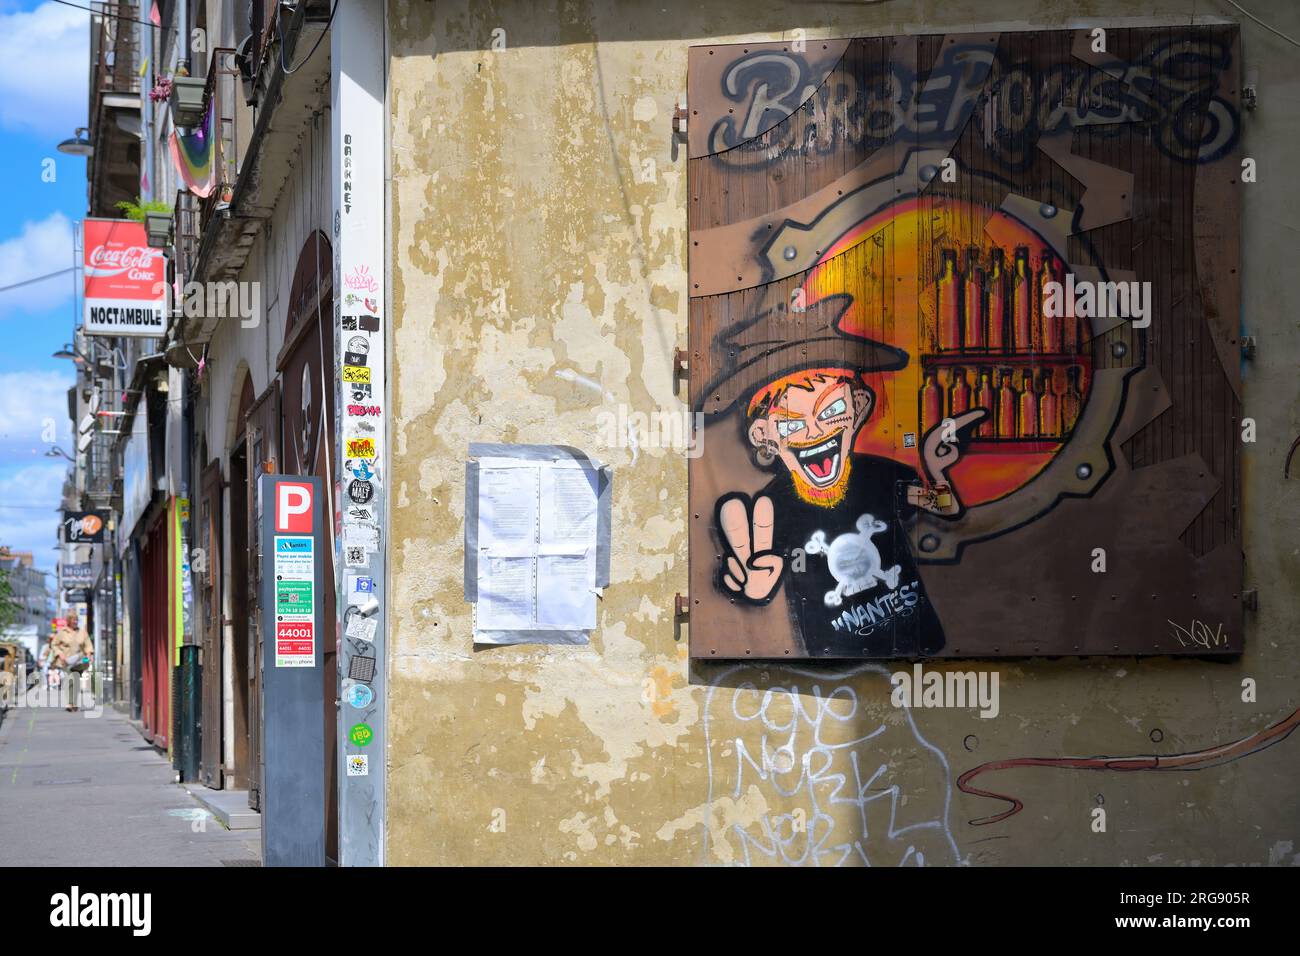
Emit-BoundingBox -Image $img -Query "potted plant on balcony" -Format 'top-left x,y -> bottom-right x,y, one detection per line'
169,69 -> 207,128
116,198 -> 175,249
148,75 -> 174,103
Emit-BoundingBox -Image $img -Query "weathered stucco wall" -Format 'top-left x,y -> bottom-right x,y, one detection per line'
386,0 -> 1300,865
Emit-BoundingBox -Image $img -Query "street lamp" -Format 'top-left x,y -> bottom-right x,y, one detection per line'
57,128 -> 93,158
53,342 -> 126,373
44,447 -> 75,463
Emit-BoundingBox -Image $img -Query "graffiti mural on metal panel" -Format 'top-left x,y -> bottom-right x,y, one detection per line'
687,28 -> 1242,659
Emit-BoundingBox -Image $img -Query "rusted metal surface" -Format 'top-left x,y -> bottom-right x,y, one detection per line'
1191,30 -> 1244,402
689,35 -> 999,298
688,26 -> 1243,659
686,39 -> 849,159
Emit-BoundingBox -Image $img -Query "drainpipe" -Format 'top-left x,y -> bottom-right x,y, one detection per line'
178,0 -> 190,74
178,371 -> 199,783
139,0 -> 155,202
129,538 -> 143,721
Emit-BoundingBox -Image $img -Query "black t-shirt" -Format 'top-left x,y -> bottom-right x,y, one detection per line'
763,454 -> 945,657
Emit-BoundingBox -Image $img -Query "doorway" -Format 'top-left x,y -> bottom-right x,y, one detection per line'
277,231 -> 339,860
242,383 -> 281,811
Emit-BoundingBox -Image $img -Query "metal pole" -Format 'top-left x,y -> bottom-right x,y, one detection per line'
105,527 -> 118,705
178,0 -> 189,74
129,538 -> 143,720
179,375 -> 199,782
140,0 -> 154,202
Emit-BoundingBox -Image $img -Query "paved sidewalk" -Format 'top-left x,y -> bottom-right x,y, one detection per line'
0,687 -> 260,867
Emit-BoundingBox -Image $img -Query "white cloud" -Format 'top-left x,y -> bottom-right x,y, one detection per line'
0,212 -> 76,314
0,370 -> 82,576
0,369 -> 75,458
0,462 -> 69,574
0,2 -> 89,138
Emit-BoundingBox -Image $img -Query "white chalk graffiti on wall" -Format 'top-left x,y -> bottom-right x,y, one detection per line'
701,664 -> 963,866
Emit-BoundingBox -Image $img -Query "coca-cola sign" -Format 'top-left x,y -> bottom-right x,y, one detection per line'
86,243 -> 162,276
82,218 -> 167,338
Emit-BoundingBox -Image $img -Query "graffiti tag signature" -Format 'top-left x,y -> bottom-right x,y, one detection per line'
1166,618 -> 1227,650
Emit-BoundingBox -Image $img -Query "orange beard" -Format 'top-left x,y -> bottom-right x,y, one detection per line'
788,452 -> 853,508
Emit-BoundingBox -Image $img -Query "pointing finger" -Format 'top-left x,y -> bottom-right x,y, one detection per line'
949,408 -> 987,433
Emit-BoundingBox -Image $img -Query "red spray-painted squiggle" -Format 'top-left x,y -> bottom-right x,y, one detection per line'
958,706 -> 1300,826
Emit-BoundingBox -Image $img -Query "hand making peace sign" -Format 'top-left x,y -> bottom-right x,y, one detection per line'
718,494 -> 785,603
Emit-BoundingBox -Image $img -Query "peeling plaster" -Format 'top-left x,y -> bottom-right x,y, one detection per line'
383,0 -> 1300,866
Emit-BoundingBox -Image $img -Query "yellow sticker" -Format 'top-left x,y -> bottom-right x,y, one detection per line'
347,438 -> 376,459
343,365 -> 371,384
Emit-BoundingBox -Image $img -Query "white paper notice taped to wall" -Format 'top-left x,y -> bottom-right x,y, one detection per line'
473,454 -> 600,641
478,465 -> 539,555
536,553 -> 597,627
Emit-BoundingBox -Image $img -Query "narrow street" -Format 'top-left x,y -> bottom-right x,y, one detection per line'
0,694 -> 259,867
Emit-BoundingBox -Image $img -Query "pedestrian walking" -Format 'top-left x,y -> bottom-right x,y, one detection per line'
41,614 -> 94,712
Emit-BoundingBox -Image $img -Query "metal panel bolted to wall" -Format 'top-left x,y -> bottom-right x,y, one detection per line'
686,26 -> 1243,659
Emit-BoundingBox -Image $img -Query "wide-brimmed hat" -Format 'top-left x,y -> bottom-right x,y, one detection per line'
696,292 -> 910,416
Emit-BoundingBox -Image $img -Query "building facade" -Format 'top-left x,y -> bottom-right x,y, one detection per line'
0,551 -> 55,660
82,0 -> 1300,867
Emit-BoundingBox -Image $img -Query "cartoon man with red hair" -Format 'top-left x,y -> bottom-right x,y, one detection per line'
706,293 -> 984,656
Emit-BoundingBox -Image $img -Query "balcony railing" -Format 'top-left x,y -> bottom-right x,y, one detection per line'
75,352 -> 126,508
253,1 -> 284,74
171,189 -> 200,298
92,1 -> 140,99
197,48 -> 242,239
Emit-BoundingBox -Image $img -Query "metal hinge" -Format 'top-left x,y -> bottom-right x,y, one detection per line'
674,593 -> 690,620
1242,589 -> 1258,611
671,95 -> 688,137
1242,85 -> 1258,111
1240,336 -> 1257,360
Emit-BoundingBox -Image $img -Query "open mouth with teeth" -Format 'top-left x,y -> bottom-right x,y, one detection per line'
791,431 -> 844,486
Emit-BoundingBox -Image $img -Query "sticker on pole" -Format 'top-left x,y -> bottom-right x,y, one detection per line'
348,723 -> 374,747
275,620 -> 315,668
345,683 -> 374,709
273,536 -> 313,578
276,579 -> 314,618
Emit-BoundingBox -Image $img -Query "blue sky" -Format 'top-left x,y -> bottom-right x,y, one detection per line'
0,0 -> 93,572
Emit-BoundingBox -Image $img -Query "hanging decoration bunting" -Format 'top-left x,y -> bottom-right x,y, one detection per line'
169,99 -> 216,198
